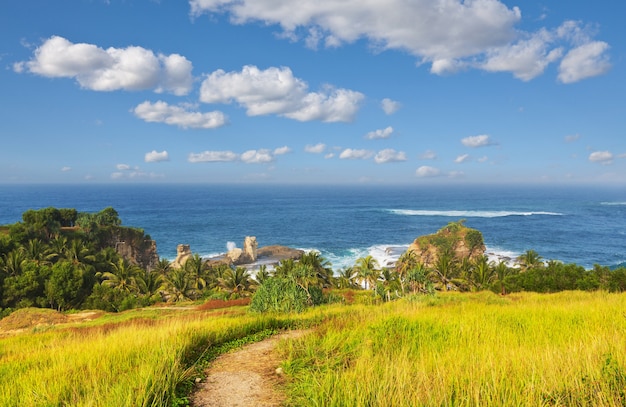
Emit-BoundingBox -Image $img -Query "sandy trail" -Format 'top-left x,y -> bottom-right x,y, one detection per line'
190,330 -> 308,407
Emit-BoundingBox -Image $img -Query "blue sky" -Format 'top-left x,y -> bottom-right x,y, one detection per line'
1,0 -> 624,185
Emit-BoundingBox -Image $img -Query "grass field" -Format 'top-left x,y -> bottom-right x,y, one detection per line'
1,291 -> 625,406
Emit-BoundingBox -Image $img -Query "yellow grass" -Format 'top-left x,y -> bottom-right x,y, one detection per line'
281,291 -> 626,406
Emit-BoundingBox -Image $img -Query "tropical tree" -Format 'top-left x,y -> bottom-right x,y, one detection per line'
101,258 -> 142,294
493,260 -> 511,295
45,261 -> 83,311
24,238 -> 53,266
355,255 -> 380,290
218,267 -> 254,298
183,253 -> 208,299
2,248 -> 28,277
377,268 -> 400,301
396,250 -> 418,294
406,263 -> 428,294
469,255 -> 495,291
253,265 -> 270,285
336,266 -> 359,289
299,251 -> 334,288
517,249 -> 543,271
429,250 -> 458,290
164,267 -> 194,302
273,258 -> 296,278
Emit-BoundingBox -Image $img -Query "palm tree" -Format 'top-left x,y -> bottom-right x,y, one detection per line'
253,265 -> 270,285
517,249 -> 543,272
493,260 -> 510,295
24,238 -> 53,266
273,258 -> 296,278
355,255 -> 380,290
336,266 -> 359,289
469,255 -> 495,291
218,267 -> 254,298
2,248 -> 27,277
101,258 -> 142,294
164,267 -> 194,302
299,251 -> 334,288
153,258 -> 172,276
430,250 -> 458,291
48,235 -> 68,262
377,268 -> 400,301
406,263 -> 428,294
139,269 -> 166,300
396,250 -> 418,294
183,253 -> 207,299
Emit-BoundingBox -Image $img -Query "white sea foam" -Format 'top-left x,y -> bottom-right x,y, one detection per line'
388,209 -> 563,218
600,202 -> 626,206
226,241 -> 237,251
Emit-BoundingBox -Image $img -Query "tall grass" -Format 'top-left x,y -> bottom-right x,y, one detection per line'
0,308 -> 290,406
280,291 -> 626,406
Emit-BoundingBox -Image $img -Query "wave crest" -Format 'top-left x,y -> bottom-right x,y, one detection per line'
388,209 -> 562,218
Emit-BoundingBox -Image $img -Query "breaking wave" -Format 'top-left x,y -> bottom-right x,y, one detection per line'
388,209 -> 563,218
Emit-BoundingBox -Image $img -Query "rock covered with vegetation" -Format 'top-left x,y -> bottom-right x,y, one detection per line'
407,220 -> 485,267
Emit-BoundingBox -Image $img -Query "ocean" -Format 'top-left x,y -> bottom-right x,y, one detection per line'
0,184 -> 625,270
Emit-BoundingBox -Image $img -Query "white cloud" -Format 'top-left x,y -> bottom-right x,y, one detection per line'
305,143 -> 326,153
18,36 -> 193,95
481,29 -> 563,81
365,126 -> 394,140
145,150 -> 169,163
381,98 -> 400,115
324,153 -> 335,159
241,149 -> 274,164
455,154 -> 470,163
190,0 -> 520,69
565,134 -> 581,143
199,65 -> 363,122
416,166 -> 442,178
188,151 -> 239,163
374,149 -> 407,164
116,163 -> 131,171
478,156 -> 489,163
339,149 -> 374,160
419,150 -> 437,160
133,101 -> 227,129
111,169 -> 163,180
461,134 -> 495,148
273,146 -> 291,155
60,166 -> 72,172
190,3 -> 610,83
589,151 -> 613,165
558,41 -> 611,84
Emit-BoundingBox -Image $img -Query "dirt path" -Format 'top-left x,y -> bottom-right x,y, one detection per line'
190,330 -> 308,407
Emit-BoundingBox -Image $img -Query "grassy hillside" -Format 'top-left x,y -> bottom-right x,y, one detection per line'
1,291 -> 625,406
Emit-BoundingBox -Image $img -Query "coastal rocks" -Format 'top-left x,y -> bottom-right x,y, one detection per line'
226,236 -> 258,265
406,221 -> 485,268
256,245 -> 304,262
171,244 -> 192,268
115,239 -> 159,271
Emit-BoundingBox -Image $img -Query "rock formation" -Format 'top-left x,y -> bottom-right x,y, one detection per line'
114,237 -> 159,271
226,236 -> 258,265
171,244 -> 192,268
406,220 -> 485,267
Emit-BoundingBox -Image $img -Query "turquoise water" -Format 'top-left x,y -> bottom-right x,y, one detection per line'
1,184 -> 625,269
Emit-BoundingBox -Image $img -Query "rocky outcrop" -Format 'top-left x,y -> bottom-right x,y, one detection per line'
226,236 -> 259,265
171,244 -> 192,269
256,245 -> 304,262
407,221 -> 485,267
112,230 -> 159,271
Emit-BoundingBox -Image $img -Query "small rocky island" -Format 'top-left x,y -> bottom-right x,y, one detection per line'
171,236 -> 304,270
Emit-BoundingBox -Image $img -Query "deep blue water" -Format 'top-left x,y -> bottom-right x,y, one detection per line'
1,184 -> 625,269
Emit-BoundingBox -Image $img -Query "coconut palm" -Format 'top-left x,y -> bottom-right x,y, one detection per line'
299,251 -> 333,288
406,263 -> 428,294
1,248 -> 27,277
493,260 -> 510,295
517,249 -> 543,271
377,268 -> 400,301
101,258 -> 143,294
183,253 -> 207,299
469,255 -> 495,291
153,258 -> 172,276
273,258 -> 296,278
430,250 -> 458,291
254,265 -> 270,285
218,267 -> 254,298
396,250 -> 418,294
355,255 -> 380,290
336,266 -> 359,289
164,267 -> 194,302
24,238 -> 53,266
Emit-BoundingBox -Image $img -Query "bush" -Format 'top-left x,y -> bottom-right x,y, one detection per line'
249,277 -> 309,313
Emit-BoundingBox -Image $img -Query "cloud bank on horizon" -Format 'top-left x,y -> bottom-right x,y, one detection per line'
2,0 -> 623,184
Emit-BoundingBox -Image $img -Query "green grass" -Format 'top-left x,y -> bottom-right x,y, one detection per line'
2,291 -> 625,406
279,291 -> 626,406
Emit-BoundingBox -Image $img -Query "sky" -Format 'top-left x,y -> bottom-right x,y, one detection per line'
0,0 -> 624,185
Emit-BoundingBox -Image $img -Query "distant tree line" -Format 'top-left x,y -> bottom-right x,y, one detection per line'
1,209 -> 625,318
